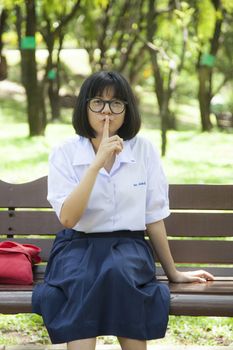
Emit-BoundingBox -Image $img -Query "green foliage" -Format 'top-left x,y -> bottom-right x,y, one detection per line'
166,316 -> 233,346
197,0 -> 216,42
0,0 -> 23,9
41,0 -> 76,17
0,314 -> 50,345
0,0 -> 233,140
94,0 -> 109,9
222,0 -> 233,13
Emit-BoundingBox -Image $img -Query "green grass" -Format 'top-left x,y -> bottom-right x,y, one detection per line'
0,93 -> 232,184
0,314 -> 232,346
0,91 -> 233,346
0,314 -> 49,345
1,123 -> 232,184
165,316 -> 233,346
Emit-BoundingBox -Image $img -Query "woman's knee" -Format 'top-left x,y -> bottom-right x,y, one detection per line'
67,337 -> 96,350
117,336 -> 147,350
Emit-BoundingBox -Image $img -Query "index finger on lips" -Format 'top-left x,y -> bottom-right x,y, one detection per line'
102,117 -> 109,139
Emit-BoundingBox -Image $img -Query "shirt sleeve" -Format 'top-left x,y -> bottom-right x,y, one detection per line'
145,143 -> 170,224
47,146 -> 79,219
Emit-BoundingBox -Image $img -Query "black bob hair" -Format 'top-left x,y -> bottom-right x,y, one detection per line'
72,71 -> 141,140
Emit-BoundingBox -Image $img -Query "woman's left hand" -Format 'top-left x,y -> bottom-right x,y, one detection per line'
170,270 -> 215,283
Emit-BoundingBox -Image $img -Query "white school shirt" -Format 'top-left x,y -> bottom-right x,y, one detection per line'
47,135 -> 170,233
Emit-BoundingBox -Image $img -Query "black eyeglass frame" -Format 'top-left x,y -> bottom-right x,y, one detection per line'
87,98 -> 128,114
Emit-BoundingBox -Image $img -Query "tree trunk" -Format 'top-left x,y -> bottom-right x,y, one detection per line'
48,82 -> 60,120
198,66 -> 212,131
21,0 -> 46,136
197,0 -> 223,131
161,88 -> 172,156
0,9 -> 8,80
146,0 -> 167,156
15,5 -> 25,87
41,19 -> 65,121
22,51 -> 44,135
47,31 -> 64,121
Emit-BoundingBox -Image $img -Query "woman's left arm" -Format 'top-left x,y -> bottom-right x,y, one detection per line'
146,220 -> 214,283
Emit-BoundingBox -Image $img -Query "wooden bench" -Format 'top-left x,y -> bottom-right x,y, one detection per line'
0,177 -> 233,317
215,112 -> 233,129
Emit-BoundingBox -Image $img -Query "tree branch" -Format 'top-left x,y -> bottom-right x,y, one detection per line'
54,0 -> 82,36
212,76 -> 230,98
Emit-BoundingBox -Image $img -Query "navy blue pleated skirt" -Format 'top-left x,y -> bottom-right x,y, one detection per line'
32,229 -> 170,344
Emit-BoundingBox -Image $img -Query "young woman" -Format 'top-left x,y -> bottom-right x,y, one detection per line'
32,71 -> 214,350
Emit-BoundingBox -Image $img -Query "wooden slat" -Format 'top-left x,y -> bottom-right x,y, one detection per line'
0,238 -> 54,262
169,184 -> 233,210
0,291 -> 33,313
147,239 -> 233,264
165,212 -> 233,236
1,210 -> 233,237
165,240 -> 233,264
1,238 -> 232,264
1,268 -> 233,292
169,294 -> 233,316
171,280 -> 233,294
0,211 -> 63,235
168,280 -> 233,294
1,180 -> 233,211
156,266 -> 233,278
0,285 -> 33,291
0,291 -> 232,316
0,180 -> 233,210
33,264 -> 47,276
0,177 -> 49,208
2,211 -> 233,237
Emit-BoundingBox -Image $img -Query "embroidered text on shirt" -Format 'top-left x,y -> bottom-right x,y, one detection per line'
133,181 -> 146,187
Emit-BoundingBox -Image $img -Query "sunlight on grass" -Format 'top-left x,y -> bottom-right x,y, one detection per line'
0,104 -> 232,184
164,316 -> 233,346
141,128 -> 233,184
0,314 -> 49,345
0,314 -> 232,346
0,121 -> 74,183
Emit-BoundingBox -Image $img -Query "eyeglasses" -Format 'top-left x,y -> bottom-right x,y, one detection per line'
87,98 -> 127,114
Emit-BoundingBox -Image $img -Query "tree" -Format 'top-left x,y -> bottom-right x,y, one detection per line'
15,0 -> 46,136
213,13 -> 233,97
196,0 -> 225,131
0,7 -> 8,80
38,0 -> 82,120
14,0 -> 82,134
194,0 -> 233,131
144,0 -> 191,155
75,0 -> 147,82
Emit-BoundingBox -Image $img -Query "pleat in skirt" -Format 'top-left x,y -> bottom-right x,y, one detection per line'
32,229 -> 170,344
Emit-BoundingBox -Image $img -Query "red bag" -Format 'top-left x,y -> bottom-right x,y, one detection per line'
0,241 -> 41,285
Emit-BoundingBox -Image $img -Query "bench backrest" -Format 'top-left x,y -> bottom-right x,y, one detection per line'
0,177 -> 233,277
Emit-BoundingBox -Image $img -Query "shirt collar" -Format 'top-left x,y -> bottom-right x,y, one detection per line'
72,137 -> 136,166
72,137 -> 95,165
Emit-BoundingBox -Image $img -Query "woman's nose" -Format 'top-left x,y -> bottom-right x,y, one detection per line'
102,102 -> 111,114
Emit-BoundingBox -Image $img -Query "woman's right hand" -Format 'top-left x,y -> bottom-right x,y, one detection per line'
92,117 -> 124,170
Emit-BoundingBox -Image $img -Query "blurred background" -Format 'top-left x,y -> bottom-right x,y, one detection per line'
0,0 -> 232,184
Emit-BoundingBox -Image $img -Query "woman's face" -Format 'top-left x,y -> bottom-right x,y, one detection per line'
87,87 -> 125,138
